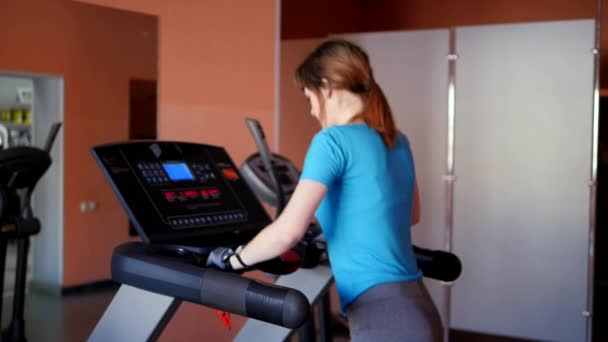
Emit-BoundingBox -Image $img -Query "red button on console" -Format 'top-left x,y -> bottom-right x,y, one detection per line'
209,188 -> 220,199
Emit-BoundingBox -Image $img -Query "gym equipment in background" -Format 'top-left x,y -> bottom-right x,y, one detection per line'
238,118 -> 330,342
237,118 -> 461,342
240,118 -> 462,283
0,122 -> 62,342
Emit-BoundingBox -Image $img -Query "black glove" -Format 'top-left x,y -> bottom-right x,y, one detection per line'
205,247 -> 236,271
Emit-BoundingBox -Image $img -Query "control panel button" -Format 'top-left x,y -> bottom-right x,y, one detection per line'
183,190 -> 198,199
166,212 -> 248,228
209,188 -> 220,199
164,191 -> 177,202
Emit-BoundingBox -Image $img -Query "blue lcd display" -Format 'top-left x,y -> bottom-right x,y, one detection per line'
162,163 -> 194,181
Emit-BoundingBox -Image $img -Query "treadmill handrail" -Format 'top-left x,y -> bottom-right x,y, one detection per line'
112,242 -> 310,329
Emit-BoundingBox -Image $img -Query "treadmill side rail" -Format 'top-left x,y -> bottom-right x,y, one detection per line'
88,285 -> 181,342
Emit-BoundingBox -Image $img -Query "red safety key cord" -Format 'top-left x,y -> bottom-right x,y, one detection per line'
215,310 -> 232,330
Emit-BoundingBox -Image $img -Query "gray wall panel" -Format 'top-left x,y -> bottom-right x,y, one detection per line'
451,20 -> 595,342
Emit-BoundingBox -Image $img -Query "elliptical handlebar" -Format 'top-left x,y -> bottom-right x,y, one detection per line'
244,118 -> 286,216
22,122 -> 62,219
243,118 -> 327,274
43,122 -> 63,153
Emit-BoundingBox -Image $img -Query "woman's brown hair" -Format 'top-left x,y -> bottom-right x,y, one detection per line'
294,39 -> 398,148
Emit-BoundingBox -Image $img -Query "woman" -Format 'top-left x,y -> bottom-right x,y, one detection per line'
208,39 -> 443,341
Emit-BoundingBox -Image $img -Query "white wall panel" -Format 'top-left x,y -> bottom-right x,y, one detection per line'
451,20 -> 595,342
32,77 -> 64,290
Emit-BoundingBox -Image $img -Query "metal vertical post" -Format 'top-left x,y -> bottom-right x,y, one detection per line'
6,237 -> 30,341
586,1 -> 602,341
0,239 -> 6,331
319,291 -> 332,342
297,310 -> 316,342
442,28 -> 458,342
274,0 -> 282,153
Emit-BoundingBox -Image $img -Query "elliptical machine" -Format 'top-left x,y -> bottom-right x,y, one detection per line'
239,118 -> 462,283
239,118 -> 331,342
0,123 -> 62,342
238,118 -> 463,341
240,118 -> 327,272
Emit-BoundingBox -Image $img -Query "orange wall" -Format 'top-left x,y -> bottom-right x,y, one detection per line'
360,0 -> 606,89
281,0 -> 365,40
77,0 -> 279,162
0,0 -> 158,286
360,0 -> 598,30
71,0 -> 163,15
279,39 -> 323,167
157,1 -> 277,163
282,0 -> 607,88
74,1 -> 279,340
157,3 -> 278,339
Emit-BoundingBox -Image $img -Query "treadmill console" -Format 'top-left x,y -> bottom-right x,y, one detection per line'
92,142 -> 271,247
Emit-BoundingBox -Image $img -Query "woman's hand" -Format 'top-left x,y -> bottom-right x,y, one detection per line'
205,247 -> 236,270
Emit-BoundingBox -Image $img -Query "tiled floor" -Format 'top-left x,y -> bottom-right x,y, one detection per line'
0,282 -> 540,342
3,243 -> 32,297
1,287 -> 116,342
1,286 -> 352,342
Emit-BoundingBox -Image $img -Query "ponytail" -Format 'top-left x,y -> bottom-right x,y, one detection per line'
360,79 -> 397,148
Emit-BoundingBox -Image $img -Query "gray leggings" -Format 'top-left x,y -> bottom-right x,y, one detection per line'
345,280 -> 443,342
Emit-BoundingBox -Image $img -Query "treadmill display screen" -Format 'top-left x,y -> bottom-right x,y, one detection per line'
91,142 -> 272,247
162,163 -> 194,181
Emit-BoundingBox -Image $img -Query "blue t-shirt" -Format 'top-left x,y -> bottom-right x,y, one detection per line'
300,123 -> 422,312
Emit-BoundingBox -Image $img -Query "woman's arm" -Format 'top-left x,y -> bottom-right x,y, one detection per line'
412,179 -> 421,226
229,179 -> 328,269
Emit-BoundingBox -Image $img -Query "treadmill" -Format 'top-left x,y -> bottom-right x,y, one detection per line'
89,122 -> 462,341
88,142 -> 312,341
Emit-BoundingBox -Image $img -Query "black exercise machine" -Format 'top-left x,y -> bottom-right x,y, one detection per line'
89,141 -> 314,341
240,118 -> 462,283
238,118 -> 461,341
0,122 -> 62,342
89,119 -> 461,341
